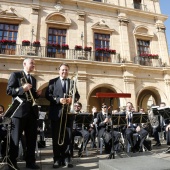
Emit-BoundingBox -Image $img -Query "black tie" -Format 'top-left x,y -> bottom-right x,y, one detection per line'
27,74 -> 31,84
63,79 -> 66,94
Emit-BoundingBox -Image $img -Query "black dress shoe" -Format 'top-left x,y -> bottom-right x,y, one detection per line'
53,161 -> 60,168
153,143 -> 161,147
26,163 -> 40,169
63,162 -> 73,168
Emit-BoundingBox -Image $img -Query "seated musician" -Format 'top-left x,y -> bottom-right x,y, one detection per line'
89,106 -> 98,148
125,102 -> 148,152
97,103 -> 121,154
72,102 -> 90,157
164,123 -> 170,153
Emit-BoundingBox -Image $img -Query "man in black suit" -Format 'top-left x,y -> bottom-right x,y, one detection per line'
125,102 -> 148,152
6,58 -> 41,170
72,102 -> 90,157
45,63 -> 80,168
97,103 -> 121,153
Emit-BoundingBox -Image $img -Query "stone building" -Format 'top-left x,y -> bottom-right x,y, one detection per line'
0,0 -> 169,114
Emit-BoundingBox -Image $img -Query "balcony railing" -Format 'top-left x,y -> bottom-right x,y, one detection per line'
0,44 -> 120,63
134,56 -> 162,67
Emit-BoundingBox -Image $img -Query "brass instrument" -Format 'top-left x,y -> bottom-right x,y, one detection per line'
148,106 -> 159,128
58,73 -> 78,146
20,72 -> 37,106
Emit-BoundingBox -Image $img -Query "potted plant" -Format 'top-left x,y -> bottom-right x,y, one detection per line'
84,46 -> 92,52
33,41 -> 40,47
62,44 -> 69,50
0,39 -> 8,45
22,40 -> 30,46
75,45 -> 82,51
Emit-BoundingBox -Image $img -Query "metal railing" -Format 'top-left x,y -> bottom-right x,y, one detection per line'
0,44 -> 120,63
134,56 -> 162,67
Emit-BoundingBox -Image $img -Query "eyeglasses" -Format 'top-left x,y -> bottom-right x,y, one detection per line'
102,106 -> 107,108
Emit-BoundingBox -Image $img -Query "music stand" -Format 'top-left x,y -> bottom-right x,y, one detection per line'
74,113 -> 92,152
0,96 -> 23,170
151,106 -> 159,116
157,106 -> 170,121
109,114 -> 127,159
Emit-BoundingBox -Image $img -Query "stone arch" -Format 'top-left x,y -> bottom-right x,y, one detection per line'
87,83 -> 126,113
0,79 -> 12,111
136,87 -> 162,112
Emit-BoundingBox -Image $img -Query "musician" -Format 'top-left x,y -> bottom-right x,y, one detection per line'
45,63 -> 80,168
89,106 -> 98,148
72,102 -> 90,157
125,102 -> 148,152
97,103 -> 121,154
0,104 -> 7,160
6,58 -> 42,170
152,102 -> 166,147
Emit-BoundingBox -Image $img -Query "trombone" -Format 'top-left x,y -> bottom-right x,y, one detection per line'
58,73 -> 78,146
20,72 -> 37,106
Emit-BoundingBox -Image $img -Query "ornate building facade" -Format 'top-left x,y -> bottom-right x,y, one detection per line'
0,0 -> 169,113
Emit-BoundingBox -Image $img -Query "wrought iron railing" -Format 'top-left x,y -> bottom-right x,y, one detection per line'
0,44 -> 120,63
134,56 -> 162,67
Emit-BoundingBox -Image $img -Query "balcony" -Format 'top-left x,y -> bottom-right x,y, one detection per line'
134,56 -> 163,67
0,44 -> 120,63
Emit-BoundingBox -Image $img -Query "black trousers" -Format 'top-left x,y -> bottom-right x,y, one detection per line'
51,116 -> 72,163
9,113 -> 37,164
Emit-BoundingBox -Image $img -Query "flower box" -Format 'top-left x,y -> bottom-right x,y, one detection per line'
139,53 -> 159,59
0,39 -> 16,45
33,41 -> 40,47
75,45 -> 82,51
84,46 -> 92,51
8,40 -> 16,45
62,44 -> 69,50
95,48 -> 106,53
108,49 -> 116,54
22,40 -> 30,46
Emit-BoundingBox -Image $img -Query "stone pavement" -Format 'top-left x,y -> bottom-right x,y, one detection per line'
1,138 -> 170,170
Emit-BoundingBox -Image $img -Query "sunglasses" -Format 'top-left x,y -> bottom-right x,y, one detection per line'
102,106 -> 107,108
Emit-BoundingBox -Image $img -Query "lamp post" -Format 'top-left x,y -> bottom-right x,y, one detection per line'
81,32 -> 84,48
31,26 -> 34,46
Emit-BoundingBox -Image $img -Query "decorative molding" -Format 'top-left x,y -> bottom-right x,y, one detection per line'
32,5 -> 40,15
54,2 -> 63,12
92,20 -> 114,33
77,11 -> 85,21
45,12 -> 71,28
0,8 -> 24,23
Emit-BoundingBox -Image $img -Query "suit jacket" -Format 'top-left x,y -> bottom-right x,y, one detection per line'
45,76 -> 80,121
97,112 -> 110,138
6,71 -> 38,118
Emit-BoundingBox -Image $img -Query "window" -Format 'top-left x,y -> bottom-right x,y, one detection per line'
0,23 -> 18,41
0,23 -> 18,55
93,0 -> 102,2
94,33 -> 111,62
47,28 -> 67,58
137,39 -> 150,55
133,0 -> 141,9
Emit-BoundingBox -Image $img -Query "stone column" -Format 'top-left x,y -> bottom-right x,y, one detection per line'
155,22 -> 169,65
164,72 -> 170,104
118,13 -> 130,62
122,69 -> 136,108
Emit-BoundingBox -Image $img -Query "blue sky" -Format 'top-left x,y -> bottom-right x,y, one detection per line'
160,0 -> 170,55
